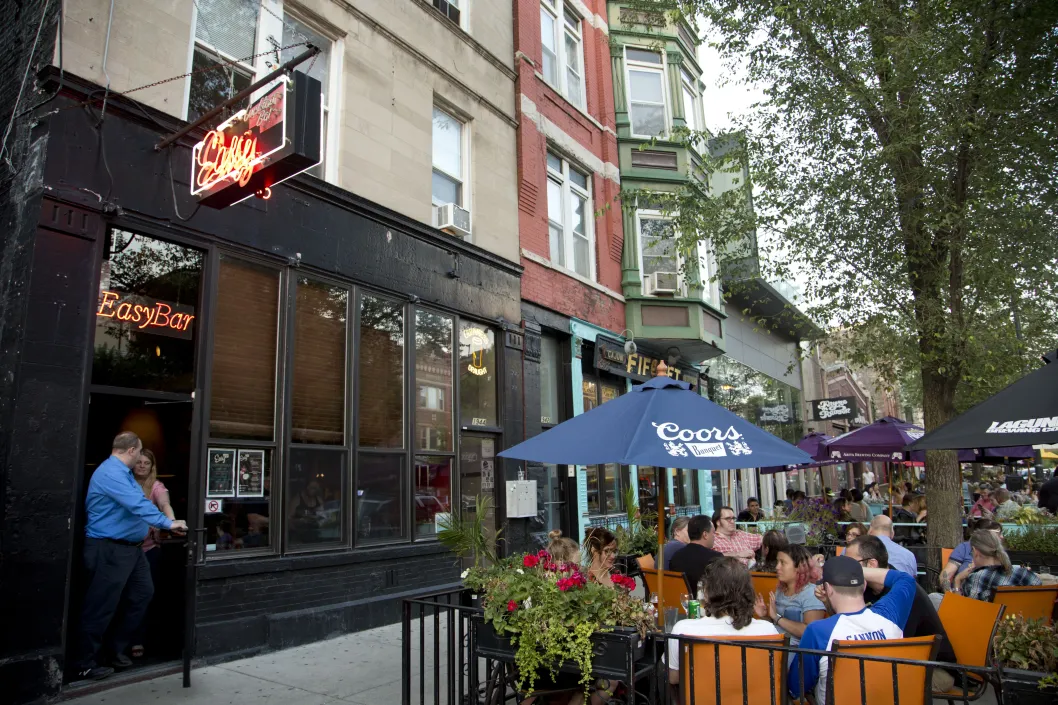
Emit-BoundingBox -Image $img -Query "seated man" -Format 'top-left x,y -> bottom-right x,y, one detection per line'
847,535 -> 958,692
669,515 -> 723,596
868,515 -> 918,577
667,557 -> 779,684
737,497 -> 764,523
788,556 -> 916,703
711,506 -> 763,567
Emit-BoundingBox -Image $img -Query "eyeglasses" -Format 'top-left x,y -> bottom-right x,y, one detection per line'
721,515 -> 735,522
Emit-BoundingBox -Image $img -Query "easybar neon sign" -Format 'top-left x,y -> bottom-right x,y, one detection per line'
97,290 -> 195,337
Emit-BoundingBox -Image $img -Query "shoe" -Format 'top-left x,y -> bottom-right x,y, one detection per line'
112,654 -> 133,669
75,666 -> 114,681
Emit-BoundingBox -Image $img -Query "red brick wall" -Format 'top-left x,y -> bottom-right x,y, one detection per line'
515,0 -> 624,333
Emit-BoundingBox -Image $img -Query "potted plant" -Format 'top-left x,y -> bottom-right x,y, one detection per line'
613,488 -> 658,573
436,495 -> 503,606
993,615 -> 1058,705
788,497 -> 839,548
1004,524 -> 1058,571
463,550 -> 653,693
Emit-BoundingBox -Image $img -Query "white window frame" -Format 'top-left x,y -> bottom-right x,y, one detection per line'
540,0 -> 586,108
431,105 -> 470,214
636,210 -> 686,297
418,385 -> 446,411
186,1 -> 343,185
698,234 -> 721,307
546,151 -> 596,281
432,0 -> 469,31
625,47 -> 669,139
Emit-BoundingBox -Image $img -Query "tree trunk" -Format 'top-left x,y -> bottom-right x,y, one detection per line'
921,371 -> 963,587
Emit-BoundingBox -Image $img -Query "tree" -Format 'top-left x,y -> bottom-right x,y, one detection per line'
634,0 -> 1058,551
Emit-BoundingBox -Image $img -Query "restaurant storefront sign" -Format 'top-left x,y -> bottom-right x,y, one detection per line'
757,404 -> 792,424
810,396 -> 859,421
593,335 -> 699,391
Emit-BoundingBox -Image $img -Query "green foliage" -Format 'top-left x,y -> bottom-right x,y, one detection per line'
787,498 -> 838,546
993,615 -> 1058,686
465,552 -> 653,693
1005,525 -> 1058,555
614,487 -> 660,556
436,495 -> 502,568
1002,505 -> 1058,527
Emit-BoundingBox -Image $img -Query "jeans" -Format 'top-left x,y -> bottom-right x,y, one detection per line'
76,538 -> 154,669
130,546 -> 162,649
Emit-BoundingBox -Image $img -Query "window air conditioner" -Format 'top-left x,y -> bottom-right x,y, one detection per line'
435,203 -> 472,239
644,271 -> 679,295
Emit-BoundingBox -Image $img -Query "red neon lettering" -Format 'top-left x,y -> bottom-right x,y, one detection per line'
96,291 -> 194,332
196,130 -> 259,189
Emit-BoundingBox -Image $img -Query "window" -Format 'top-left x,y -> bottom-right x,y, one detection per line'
415,310 -> 454,452
286,447 -> 346,548
681,69 -> 700,134
415,456 -> 452,538
357,453 -> 404,541
291,277 -> 347,444
539,336 -> 562,425
672,467 -> 699,507
281,15 -> 336,180
459,323 -> 497,428
626,48 -> 668,138
93,231 -> 203,393
587,463 -> 628,514
540,0 -> 585,108
638,213 -> 683,296
211,257 -> 281,440
432,107 -> 465,207
358,295 -> 405,448
432,0 -> 464,28
188,0 -> 258,125
546,152 -> 594,279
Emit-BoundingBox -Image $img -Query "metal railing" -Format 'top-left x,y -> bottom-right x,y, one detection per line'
400,590 -> 1000,705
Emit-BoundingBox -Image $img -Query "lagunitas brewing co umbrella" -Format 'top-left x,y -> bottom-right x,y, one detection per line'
909,351 -> 1058,449
499,363 -> 812,617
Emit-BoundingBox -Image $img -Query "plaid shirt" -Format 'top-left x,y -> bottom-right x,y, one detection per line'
961,564 -> 1041,603
712,530 -> 763,566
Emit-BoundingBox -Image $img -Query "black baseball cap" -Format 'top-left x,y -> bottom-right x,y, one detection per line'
816,556 -> 864,587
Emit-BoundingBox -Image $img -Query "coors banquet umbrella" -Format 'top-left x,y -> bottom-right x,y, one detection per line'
500,364 -> 812,615
909,350 -> 1058,450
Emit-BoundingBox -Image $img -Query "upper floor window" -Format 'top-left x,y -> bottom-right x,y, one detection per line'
637,212 -> 684,296
432,107 -> 466,207
681,69 -> 701,134
540,0 -> 585,108
281,15 -> 338,181
432,0 -> 466,30
626,48 -> 668,138
546,152 -> 594,279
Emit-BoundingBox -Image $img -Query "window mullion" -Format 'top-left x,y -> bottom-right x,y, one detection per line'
562,176 -> 575,268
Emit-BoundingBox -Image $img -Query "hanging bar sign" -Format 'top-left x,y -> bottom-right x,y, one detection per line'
191,72 -> 323,208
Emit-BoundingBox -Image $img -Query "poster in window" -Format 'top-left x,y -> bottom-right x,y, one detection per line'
237,449 -> 265,498
206,448 -> 236,498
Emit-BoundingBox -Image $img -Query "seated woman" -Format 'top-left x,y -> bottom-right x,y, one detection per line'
958,529 -> 1041,602
843,521 -> 868,544
756,530 -> 789,573
761,544 -> 826,647
667,558 -> 780,683
583,527 -> 617,587
546,529 -> 580,566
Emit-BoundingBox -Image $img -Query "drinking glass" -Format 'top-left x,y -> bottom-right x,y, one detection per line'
680,593 -> 690,614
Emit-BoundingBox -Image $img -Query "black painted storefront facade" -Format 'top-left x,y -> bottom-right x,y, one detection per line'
0,70 -> 524,703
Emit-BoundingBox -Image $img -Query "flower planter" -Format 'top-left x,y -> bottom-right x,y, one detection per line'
471,615 -> 648,680
1006,551 -> 1058,570
1000,668 -> 1058,705
615,553 -> 646,577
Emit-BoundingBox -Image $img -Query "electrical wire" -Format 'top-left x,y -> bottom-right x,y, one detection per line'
17,0 -> 63,119
168,146 -> 202,222
1,0 -> 55,171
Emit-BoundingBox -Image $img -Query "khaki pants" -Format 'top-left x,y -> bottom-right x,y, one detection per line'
933,668 -> 956,693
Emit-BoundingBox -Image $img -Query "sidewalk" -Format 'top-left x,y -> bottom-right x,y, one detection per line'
64,621 -> 415,705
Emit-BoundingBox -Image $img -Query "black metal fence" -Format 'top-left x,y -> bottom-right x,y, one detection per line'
401,590 -> 999,705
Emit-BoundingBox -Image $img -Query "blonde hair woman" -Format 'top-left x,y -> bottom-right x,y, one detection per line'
958,529 -> 1041,602
546,529 -> 580,565
130,449 -> 175,658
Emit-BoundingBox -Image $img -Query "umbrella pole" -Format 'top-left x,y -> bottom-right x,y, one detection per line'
657,466 -> 666,620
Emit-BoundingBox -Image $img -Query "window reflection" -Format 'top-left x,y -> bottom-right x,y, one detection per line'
358,296 -> 404,448
414,455 -> 451,538
705,355 -> 803,445
286,448 -> 345,547
205,449 -> 271,551
459,323 -> 497,427
93,230 -> 203,393
292,278 -> 347,444
415,311 -> 453,452
357,453 -> 404,541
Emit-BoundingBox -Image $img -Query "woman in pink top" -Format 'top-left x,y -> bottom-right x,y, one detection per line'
131,449 -> 174,658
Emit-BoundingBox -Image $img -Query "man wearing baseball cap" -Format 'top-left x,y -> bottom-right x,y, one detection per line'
788,555 -> 917,703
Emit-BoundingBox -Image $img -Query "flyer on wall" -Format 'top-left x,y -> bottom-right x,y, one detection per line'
206,448 -> 236,498
237,449 -> 265,497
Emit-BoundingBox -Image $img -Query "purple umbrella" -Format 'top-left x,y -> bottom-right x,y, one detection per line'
825,416 -> 925,462
760,432 -> 844,474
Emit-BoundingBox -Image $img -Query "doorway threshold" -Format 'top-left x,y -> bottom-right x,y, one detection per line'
62,661 -> 182,700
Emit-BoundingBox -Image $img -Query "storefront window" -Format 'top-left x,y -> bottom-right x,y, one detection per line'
414,456 -> 451,538
292,278 -> 347,444
539,336 -> 562,425
358,295 -> 404,448
204,447 -> 271,551
93,230 -> 203,393
210,257 -> 280,440
672,467 -> 699,508
586,463 -> 628,514
638,466 -> 659,507
459,323 -> 497,428
286,447 -> 346,547
415,311 -> 453,452
582,379 -> 598,412
357,453 -> 404,541
706,355 -> 804,445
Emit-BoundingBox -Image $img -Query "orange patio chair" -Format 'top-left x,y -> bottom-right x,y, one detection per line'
934,591 -> 1006,701
941,547 -> 954,567
637,554 -> 656,571
750,572 -> 779,606
827,635 -> 937,705
641,569 -> 693,627
993,584 -> 1058,625
835,546 -> 845,556
680,634 -> 787,705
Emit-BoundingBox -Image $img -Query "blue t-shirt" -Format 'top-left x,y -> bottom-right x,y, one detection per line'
949,541 -> 973,574
789,571 -> 917,703
878,535 -> 918,577
774,583 -> 827,646
662,540 -> 687,570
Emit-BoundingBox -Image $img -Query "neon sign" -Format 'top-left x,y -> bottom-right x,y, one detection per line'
97,290 -> 195,338
190,73 -> 323,209
461,326 -> 490,376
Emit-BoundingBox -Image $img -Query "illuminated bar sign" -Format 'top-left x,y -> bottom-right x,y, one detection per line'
96,290 -> 195,340
593,335 -> 699,392
191,72 -> 323,208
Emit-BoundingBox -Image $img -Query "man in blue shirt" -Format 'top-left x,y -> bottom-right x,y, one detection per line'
73,432 -> 187,681
868,515 -> 918,577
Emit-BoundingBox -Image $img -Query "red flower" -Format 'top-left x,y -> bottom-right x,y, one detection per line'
523,554 -> 540,568
612,574 -> 636,591
537,549 -> 551,559
507,600 -> 518,612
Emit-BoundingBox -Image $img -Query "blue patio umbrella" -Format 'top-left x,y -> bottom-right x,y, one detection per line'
499,375 -> 813,470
